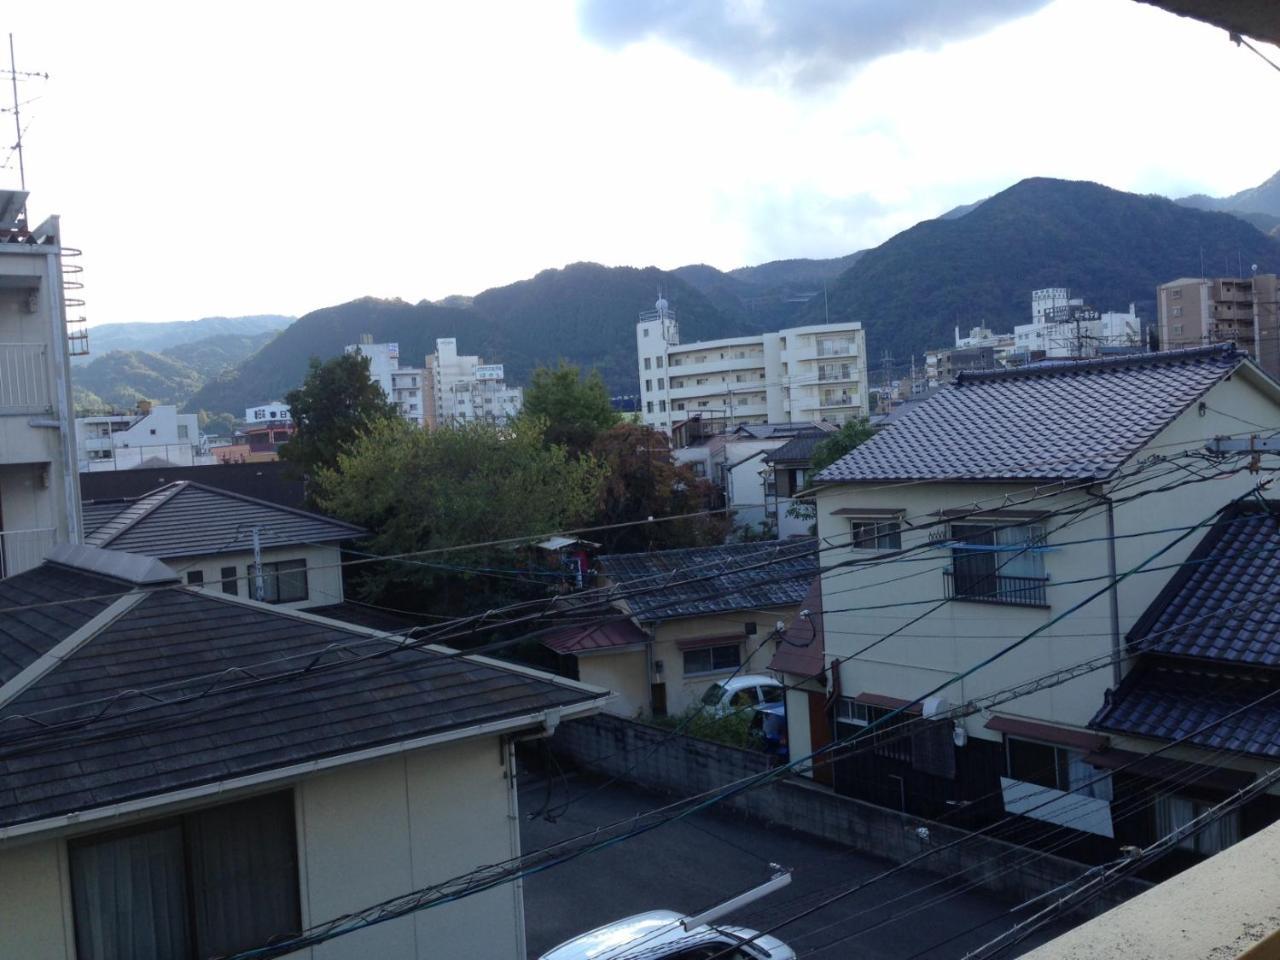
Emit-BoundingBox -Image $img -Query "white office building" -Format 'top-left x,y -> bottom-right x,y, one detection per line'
1015,289 -> 1142,359
636,298 -> 868,434
424,338 -> 523,428
344,338 -> 426,427
245,401 -> 292,425
76,402 -> 213,472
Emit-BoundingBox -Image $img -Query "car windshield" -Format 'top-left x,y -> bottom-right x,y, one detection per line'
701,683 -> 725,706
760,686 -> 784,704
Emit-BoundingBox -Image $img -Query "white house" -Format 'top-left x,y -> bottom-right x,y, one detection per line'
245,400 -> 292,424
0,544 -> 610,960
76,402 -> 212,472
780,345 -> 1280,858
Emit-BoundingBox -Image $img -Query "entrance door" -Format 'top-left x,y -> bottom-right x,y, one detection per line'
807,691 -> 834,785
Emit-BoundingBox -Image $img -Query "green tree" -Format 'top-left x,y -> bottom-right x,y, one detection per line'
810,418 -> 876,474
589,423 -> 730,552
312,416 -> 606,612
522,361 -> 620,455
197,410 -> 239,438
280,353 -> 398,476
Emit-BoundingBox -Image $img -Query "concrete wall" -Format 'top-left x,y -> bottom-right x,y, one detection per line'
0,735 -> 523,960
551,714 -> 1147,917
170,543 -> 345,609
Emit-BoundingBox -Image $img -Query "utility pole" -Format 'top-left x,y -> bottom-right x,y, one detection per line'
251,526 -> 265,602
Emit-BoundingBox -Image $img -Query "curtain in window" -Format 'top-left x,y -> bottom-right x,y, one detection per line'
1066,752 -> 1113,801
70,823 -> 190,960
951,523 -> 996,594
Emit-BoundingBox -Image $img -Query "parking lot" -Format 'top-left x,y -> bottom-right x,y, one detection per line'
520,773 -> 1072,959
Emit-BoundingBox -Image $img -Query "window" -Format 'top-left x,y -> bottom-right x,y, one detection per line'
948,521 -> 1047,606
1171,288 -> 1183,299
657,378 -> 665,389
835,699 -> 912,763
1171,306 -> 1183,318
1006,738 -> 1112,800
186,570 -> 204,586
645,379 -> 652,392
644,357 -> 651,369
658,400 -> 667,412
177,424 -> 189,440
849,519 -> 902,551
656,356 -> 664,368
683,643 -> 741,675
249,559 -> 308,603
676,402 -> 685,411
1154,795 -> 1239,855
744,621 -> 757,635
692,462 -> 706,477
760,686 -> 783,704
69,792 -> 300,960
646,401 -> 654,413
643,328 -> 650,338
220,565 -> 238,596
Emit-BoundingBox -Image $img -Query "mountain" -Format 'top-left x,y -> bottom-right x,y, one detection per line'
77,314 -> 293,364
803,177 -> 1280,362
183,264 -> 760,416
672,253 -> 864,329
1177,169 -> 1280,224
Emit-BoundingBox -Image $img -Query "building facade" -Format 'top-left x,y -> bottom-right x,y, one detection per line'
76,402 -> 212,472
424,338 -> 524,429
1157,275 -> 1280,377
344,338 -> 426,427
0,190 -> 82,576
245,401 -> 291,424
636,298 -> 868,434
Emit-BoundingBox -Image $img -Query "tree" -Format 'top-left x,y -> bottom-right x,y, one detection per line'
197,410 -> 239,438
280,353 -> 398,477
810,418 -> 876,474
589,423 -> 730,552
522,362 -> 620,455
312,416 -> 607,613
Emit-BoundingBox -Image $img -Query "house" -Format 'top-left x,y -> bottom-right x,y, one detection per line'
760,428 -> 833,538
76,401 -> 214,472
215,422 -> 296,463
787,345 -> 1280,857
544,539 -> 816,717
80,480 -> 364,608
0,544 -> 609,959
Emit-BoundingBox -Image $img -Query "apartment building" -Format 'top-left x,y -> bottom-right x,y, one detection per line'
423,337 -> 523,428
636,297 -> 867,434
245,401 -> 291,424
1158,275 -> 1280,377
343,338 -> 426,427
76,402 -> 212,472
0,189 -> 82,576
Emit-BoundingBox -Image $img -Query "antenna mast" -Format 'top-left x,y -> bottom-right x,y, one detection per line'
8,34 -> 24,191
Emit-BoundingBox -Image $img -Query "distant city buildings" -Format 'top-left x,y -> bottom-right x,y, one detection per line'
76,401 -> 214,472
1158,274 -> 1280,377
636,297 -> 868,434
245,401 -> 292,425
344,337 -> 425,427
424,338 -> 524,429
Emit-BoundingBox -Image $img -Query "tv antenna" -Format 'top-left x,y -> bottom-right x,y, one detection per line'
3,34 -> 50,193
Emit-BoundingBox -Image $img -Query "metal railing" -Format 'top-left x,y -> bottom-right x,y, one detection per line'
0,343 -> 52,414
0,527 -> 57,578
944,568 -> 1049,607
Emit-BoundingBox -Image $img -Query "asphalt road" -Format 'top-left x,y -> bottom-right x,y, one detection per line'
520,773 -> 1073,960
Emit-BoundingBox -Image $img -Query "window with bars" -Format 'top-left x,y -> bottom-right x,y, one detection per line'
835,699 -> 913,763
947,521 -> 1048,606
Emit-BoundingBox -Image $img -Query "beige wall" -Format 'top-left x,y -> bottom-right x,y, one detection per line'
652,610 -> 791,716
578,648 -> 650,718
0,736 -> 524,960
170,543 -> 345,609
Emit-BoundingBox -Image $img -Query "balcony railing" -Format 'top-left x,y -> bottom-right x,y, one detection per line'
944,568 -> 1049,607
0,527 -> 57,579
0,343 -> 52,414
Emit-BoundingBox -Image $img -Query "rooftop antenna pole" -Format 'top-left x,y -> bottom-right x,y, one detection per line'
823,280 -> 830,323
8,34 -> 24,193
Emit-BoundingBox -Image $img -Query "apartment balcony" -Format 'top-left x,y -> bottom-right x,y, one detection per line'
82,437 -> 114,453
0,527 -> 57,578
0,343 -> 52,415
944,568 -> 1049,607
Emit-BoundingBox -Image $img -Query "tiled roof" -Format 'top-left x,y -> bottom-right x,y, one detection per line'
0,565 -> 121,685
1126,504 -> 1280,665
541,619 -> 648,655
82,481 -> 364,559
769,577 -> 825,678
1091,666 -> 1280,759
598,539 -> 816,622
816,346 -> 1245,484
764,431 -> 829,466
0,569 -> 604,830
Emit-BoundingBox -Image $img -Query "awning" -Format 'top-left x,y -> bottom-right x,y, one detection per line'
830,507 -> 905,518
855,692 -> 924,716
541,620 -> 647,655
985,715 -> 1108,753
675,634 -> 744,652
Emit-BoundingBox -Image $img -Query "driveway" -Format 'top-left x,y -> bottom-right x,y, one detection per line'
520,773 -> 1073,959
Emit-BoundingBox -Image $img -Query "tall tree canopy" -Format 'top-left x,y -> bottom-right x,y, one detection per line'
810,418 -> 876,474
280,353 -> 398,476
522,362 -> 620,455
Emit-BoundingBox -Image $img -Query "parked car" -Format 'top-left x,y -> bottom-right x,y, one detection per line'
700,675 -> 784,717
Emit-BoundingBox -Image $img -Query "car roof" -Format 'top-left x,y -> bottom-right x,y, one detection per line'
721,674 -> 783,691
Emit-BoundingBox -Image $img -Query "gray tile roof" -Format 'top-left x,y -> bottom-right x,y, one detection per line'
0,565 -> 121,686
815,345 -> 1245,484
82,481 -> 364,559
763,430 -> 830,466
598,539 -> 816,622
1125,504 -> 1280,665
1091,666 -> 1280,759
0,578 -> 603,830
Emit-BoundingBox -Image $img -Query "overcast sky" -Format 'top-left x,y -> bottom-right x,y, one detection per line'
5,0 -> 1280,325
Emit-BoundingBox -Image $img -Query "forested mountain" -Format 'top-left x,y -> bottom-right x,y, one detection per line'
77,314 -> 293,364
801,177 -> 1280,362
1178,168 -> 1280,220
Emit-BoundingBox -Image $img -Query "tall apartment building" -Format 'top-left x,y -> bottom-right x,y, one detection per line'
0,190 -> 83,576
423,338 -> 523,428
1158,275 -> 1280,377
76,402 -> 212,471
343,338 -> 426,427
636,297 -> 868,434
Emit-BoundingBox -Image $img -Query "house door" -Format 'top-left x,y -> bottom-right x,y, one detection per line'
807,691 -> 833,785
651,683 -> 668,718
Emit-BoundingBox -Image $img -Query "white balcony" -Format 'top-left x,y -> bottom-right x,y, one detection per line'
0,343 -> 52,415
0,527 -> 57,578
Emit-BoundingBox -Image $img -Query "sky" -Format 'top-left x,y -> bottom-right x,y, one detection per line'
4,0 -> 1280,326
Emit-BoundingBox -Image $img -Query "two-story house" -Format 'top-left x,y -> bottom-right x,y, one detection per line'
783,346 -> 1280,860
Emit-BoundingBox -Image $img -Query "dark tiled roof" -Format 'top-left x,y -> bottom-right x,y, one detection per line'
598,539 -> 816,622
305,602 -> 426,633
1091,666 -> 1280,759
1127,505 -> 1280,665
0,566 -> 122,685
81,500 -> 129,537
769,577 -> 824,677
764,431 -> 829,466
82,481 -> 364,559
541,619 -> 648,655
816,346 -> 1244,484
0,584 -> 603,830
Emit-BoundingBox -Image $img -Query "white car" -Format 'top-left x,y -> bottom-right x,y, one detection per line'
700,675 -> 784,717
538,908 -> 795,960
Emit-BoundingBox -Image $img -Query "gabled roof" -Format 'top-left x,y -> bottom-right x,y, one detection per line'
816,346 -> 1249,484
82,480 -> 364,559
598,539 -> 816,622
763,430 -> 830,467
541,619 -> 648,655
0,557 -> 607,833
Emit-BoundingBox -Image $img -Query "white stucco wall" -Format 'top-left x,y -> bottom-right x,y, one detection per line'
0,735 -> 525,960
169,543 -> 345,609
653,611 -> 789,716
578,648 -> 650,718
